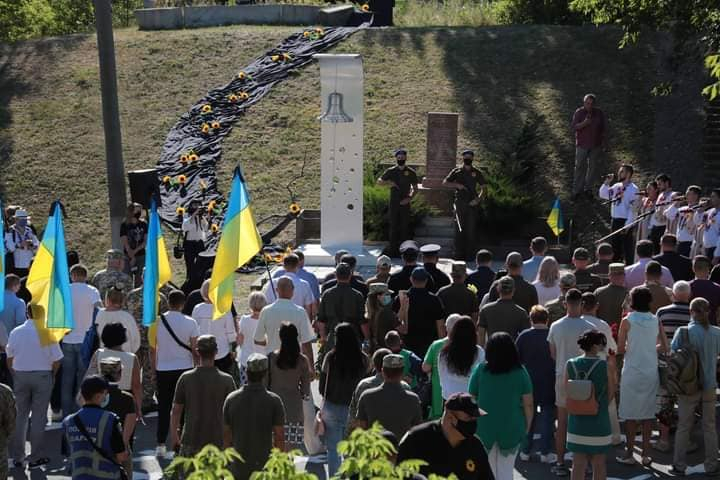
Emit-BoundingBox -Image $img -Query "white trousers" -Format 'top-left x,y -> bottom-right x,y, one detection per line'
487,444 -> 518,480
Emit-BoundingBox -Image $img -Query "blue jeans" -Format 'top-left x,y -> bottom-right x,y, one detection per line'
523,403 -> 555,455
322,401 -> 349,476
61,343 -> 86,416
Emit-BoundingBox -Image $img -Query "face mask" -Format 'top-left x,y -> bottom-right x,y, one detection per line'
17,219 -> 27,227
380,294 -> 392,306
455,418 -> 477,438
134,211 -> 141,219
100,393 -> 110,408
397,159 -> 406,167
463,158 -> 473,166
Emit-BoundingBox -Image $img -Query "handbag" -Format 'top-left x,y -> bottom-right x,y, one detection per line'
73,413 -> 129,480
80,307 -> 100,368
315,359 -> 331,436
566,358 -> 602,416
160,314 -> 192,352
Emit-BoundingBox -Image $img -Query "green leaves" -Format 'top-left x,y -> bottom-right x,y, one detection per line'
704,55 -> 720,100
165,445 -> 243,480
250,449 -> 315,480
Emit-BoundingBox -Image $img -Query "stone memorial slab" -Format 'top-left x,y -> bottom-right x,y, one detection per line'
422,112 -> 459,188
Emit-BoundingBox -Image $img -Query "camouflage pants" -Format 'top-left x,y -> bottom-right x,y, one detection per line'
137,346 -> 156,408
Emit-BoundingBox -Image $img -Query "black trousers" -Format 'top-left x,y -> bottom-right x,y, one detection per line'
388,202 -> 410,256
454,203 -> 478,261
649,225 -> 666,255
678,241 -> 692,258
183,239 -> 205,281
611,218 -> 635,264
156,369 -> 187,444
706,247 -> 716,260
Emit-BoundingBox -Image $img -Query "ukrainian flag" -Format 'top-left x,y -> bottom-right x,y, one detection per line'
26,201 -> 73,345
142,199 -> 171,345
0,199 -> 5,313
210,167 -> 262,319
547,197 -> 564,237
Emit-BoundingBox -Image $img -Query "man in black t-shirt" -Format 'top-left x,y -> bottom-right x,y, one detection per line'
443,150 -> 486,261
120,203 -> 148,285
398,393 -> 493,479
393,266 -> 444,358
378,149 -> 419,256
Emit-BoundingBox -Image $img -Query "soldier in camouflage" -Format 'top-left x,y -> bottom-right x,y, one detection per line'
92,249 -> 132,306
0,382 -> 16,479
126,282 -> 169,413
546,273 -> 577,324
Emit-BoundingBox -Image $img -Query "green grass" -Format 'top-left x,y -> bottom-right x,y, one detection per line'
395,0 -> 497,27
0,24 -> 667,296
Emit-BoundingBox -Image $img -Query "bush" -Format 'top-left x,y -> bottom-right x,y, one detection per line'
0,0 -> 56,42
494,0 -> 587,25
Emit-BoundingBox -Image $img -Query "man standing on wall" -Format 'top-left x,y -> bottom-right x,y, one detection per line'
571,93 -> 607,200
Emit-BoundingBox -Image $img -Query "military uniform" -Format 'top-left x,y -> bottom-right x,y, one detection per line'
381,156 -> 419,256
444,161 -> 486,261
92,269 -> 132,306
126,286 -> 168,411
420,244 -> 451,294
0,383 -> 16,480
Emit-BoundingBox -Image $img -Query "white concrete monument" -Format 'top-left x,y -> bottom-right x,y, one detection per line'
301,54 -> 379,266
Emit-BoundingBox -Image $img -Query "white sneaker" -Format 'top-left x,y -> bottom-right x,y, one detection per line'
155,445 -> 167,457
541,453 -> 558,464
519,452 -> 531,461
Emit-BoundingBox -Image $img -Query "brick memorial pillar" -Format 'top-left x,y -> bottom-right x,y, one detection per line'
422,112 -> 459,188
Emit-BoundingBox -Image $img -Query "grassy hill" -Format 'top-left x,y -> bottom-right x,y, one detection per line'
0,24 -> 703,278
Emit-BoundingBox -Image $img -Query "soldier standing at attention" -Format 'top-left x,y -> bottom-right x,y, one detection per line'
378,149 -> 418,257
443,150 -> 486,261
92,249 -> 132,306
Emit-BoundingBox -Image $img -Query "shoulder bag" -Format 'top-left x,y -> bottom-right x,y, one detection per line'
314,359 -> 331,436
566,358 -> 602,416
160,314 -> 192,352
73,413 -> 129,480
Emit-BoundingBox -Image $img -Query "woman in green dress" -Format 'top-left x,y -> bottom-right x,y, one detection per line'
468,332 -> 533,480
566,330 -> 615,480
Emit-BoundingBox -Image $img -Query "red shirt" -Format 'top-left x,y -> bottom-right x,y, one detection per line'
571,107 -> 606,149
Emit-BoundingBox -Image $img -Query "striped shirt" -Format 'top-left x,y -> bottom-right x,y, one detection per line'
656,302 -> 691,342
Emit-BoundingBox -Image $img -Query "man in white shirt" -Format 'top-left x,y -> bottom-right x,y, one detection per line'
599,164 -> 639,264
7,315 -> 63,468
547,289 -> 595,476
649,174 -> 674,254
153,289 -> 199,458
95,287 -> 140,354
192,280 -> 237,376
4,209 -> 39,278
664,186 -> 703,257
62,264 -> 102,416
255,276 -> 315,370
700,188 -> 720,261
263,254 -> 314,319
580,291 -> 622,445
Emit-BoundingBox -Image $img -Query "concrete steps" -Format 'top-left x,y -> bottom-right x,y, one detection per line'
414,215 -> 455,256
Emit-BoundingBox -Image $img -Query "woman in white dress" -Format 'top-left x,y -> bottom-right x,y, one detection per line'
532,257 -> 561,306
237,291 -> 268,384
437,316 -> 485,400
616,286 -> 668,466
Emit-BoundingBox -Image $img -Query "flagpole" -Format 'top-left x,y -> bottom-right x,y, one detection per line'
262,250 -> 277,299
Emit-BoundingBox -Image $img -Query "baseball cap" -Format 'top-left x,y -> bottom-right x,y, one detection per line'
597,243 -> 613,256
247,353 -> 269,372
106,249 -> 124,259
498,275 -> 515,293
506,252 -> 523,268
196,334 -> 218,355
14,209 -> 29,218
410,266 -> 429,281
573,247 -> 590,260
376,255 -> 392,268
559,273 -> 577,288
382,354 -> 405,369
445,392 -> 487,417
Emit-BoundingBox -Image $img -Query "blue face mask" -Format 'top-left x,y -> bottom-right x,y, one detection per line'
100,393 -> 110,408
380,294 -> 392,306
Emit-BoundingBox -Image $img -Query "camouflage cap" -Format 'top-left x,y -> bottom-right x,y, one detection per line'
106,249 -> 124,260
247,353 -> 269,372
451,261 -> 467,275
560,273 -> 577,288
609,263 -> 626,275
382,354 -> 405,369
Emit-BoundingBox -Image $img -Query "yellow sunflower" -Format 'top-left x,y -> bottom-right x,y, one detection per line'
178,175 -> 187,185
271,54 -> 280,62
289,203 -> 301,215
207,200 -> 217,212
361,3 -> 370,11
211,224 -> 219,233
238,71 -> 246,80
179,154 -> 189,164
176,207 -> 185,216
303,31 -> 311,38
228,94 -> 238,102
238,91 -> 249,100
282,53 -> 291,61
188,153 -> 199,162
201,104 -> 212,114
211,121 -> 220,129
162,176 -> 171,184
201,123 -> 210,134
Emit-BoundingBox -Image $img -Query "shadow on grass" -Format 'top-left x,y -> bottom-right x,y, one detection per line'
0,35 -> 86,205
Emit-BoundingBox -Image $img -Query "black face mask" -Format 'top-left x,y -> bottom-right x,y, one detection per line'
134,211 -> 141,219
397,159 -> 406,167
455,419 -> 477,438
463,158 -> 473,166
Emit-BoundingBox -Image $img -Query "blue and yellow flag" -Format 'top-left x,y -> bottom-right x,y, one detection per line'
210,167 -> 262,319
142,199 -> 171,347
26,202 -> 73,345
0,198 -> 5,314
546,197 -> 564,237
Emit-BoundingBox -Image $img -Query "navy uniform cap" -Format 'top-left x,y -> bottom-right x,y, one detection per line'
394,148 -> 407,157
461,149 -> 474,156
419,244 -> 441,255
399,240 -> 419,253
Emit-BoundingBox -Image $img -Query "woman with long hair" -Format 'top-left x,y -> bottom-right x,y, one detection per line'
267,323 -> 311,452
533,256 -> 561,306
616,286 -> 668,466
365,283 -> 399,351
469,332 -> 533,480
319,323 -> 369,476
567,330 -> 614,480
437,316 -> 484,399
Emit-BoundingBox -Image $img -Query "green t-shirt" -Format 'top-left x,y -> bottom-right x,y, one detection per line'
468,363 -> 532,454
423,338 -> 448,420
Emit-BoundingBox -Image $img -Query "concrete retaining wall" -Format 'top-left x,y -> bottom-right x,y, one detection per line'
136,4 -> 352,30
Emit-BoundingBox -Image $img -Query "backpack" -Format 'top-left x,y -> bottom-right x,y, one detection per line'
566,358 -> 602,416
659,327 -> 701,396
80,308 -> 100,368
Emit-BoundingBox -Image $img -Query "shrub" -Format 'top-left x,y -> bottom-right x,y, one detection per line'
494,0 -> 587,25
165,444 -> 243,479
0,0 -> 56,42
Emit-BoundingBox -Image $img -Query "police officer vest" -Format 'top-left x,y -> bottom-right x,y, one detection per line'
64,407 -> 122,479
